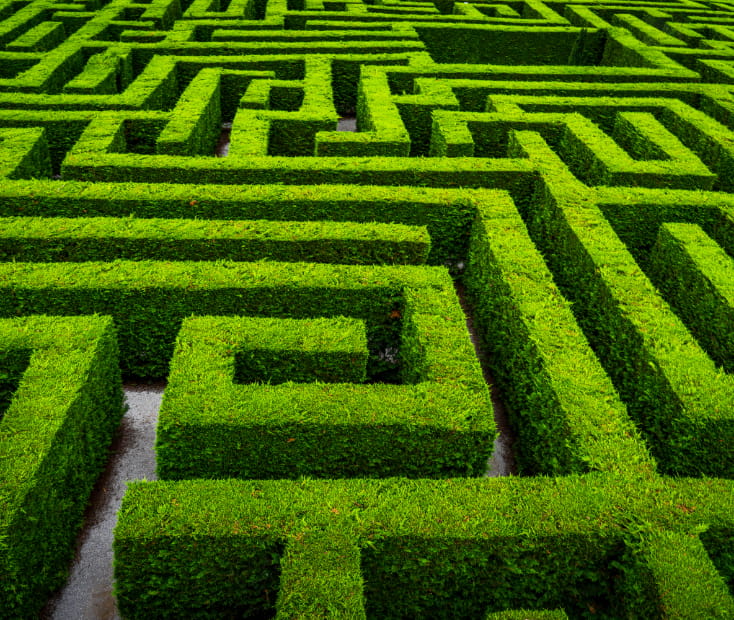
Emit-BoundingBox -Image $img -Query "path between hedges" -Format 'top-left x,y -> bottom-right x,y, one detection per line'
44,385 -> 163,620
44,287 -> 515,618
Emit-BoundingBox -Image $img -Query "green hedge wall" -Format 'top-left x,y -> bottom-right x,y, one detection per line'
113,476 -> 734,619
155,282 -> 494,479
701,528 -> 734,597
556,111 -> 715,190
0,348 -> 31,419
0,7 -> 730,617
0,216 -> 430,265
0,127 -> 52,180
0,315 -> 124,619
0,181 -> 471,265
464,191 -> 653,476
414,25 -> 603,66
0,260 -> 452,380
230,316 -> 369,384
61,119 -> 534,192
596,192 -> 734,265
525,137 -> 734,478
157,67 -> 222,155
648,223 -> 734,373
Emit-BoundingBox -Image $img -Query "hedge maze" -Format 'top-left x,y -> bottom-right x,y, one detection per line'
1,0 -> 734,616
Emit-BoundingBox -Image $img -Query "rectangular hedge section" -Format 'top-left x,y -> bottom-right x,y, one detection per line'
114,476 -> 734,619
0,0 -> 733,616
0,315 -> 124,618
156,298 -> 494,478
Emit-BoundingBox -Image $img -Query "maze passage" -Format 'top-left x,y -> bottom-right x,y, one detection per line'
0,0 -> 734,616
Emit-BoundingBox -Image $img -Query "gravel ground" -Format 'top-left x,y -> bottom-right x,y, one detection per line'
44,385 -> 163,620
337,116 -> 357,131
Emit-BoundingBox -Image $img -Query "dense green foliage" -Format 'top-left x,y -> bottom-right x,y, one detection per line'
0,0 -> 732,616
114,476 -> 734,619
156,292 -> 495,478
0,216 -> 430,264
648,223 -> 734,372
0,316 -> 124,618
465,192 -> 653,476
0,261 -> 447,379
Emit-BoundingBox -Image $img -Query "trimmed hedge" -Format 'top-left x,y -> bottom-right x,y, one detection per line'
702,528 -> 734,598
7,20 -> 65,52
157,67 -> 222,156
595,188 -> 734,264
155,279 -> 494,479
0,260 -> 458,380
521,129 -> 734,477
0,181 -> 470,265
230,316 -> 369,384
5,5 -> 734,617
648,223 -> 734,373
415,24 -> 605,66
0,216 -> 430,265
464,188 -> 653,476
429,109 -> 566,159
0,315 -> 124,619
557,110 -> 715,190
0,348 -> 30,419
0,109 -> 96,173
316,64 -> 411,156
620,530 -> 734,619
481,94 -> 734,192
0,127 -> 51,180
61,113 -> 535,192
233,56 -> 338,157
63,47 -> 134,95
113,475 -> 734,619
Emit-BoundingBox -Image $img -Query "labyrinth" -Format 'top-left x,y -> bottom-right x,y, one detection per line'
2,0 -> 734,616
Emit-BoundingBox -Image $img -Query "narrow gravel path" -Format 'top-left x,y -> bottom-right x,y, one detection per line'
44,385 -> 163,620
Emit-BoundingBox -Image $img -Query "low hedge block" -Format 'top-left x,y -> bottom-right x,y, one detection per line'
648,223 -> 734,373
0,315 -> 124,619
156,288 -> 493,479
63,47 -> 134,95
113,476 -> 734,619
0,216 -> 430,265
230,316 -> 368,384
533,182 -> 734,478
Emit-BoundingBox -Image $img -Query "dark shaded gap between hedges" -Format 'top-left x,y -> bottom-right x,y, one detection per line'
0,348 -> 31,422
43,384 -> 164,620
454,279 -> 517,477
215,122 -> 232,157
